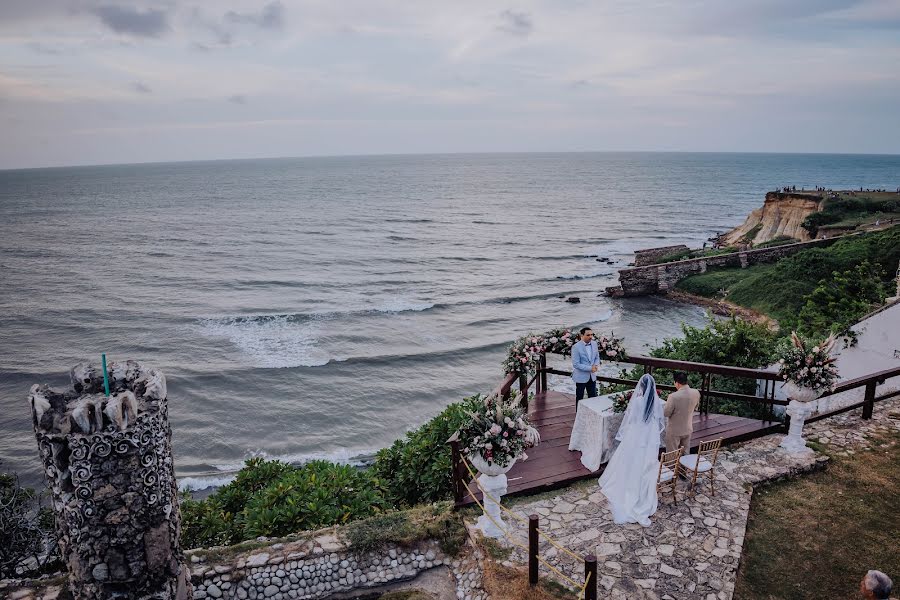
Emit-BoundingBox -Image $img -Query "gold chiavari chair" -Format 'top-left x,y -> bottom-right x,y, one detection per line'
679,438 -> 723,497
657,447 -> 683,504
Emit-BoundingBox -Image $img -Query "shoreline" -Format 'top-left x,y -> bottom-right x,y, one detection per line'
661,289 -> 779,330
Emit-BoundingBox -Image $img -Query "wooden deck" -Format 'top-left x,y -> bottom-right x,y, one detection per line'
460,390 -> 782,506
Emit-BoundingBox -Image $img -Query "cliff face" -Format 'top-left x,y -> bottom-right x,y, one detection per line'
719,192 -> 823,246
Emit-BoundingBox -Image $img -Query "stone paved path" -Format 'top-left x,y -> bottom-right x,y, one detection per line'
488,397 -> 900,600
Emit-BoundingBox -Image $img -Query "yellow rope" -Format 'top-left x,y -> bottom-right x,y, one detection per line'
459,454 -> 597,599
535,527 -> 586,563
535,555 -> 583,589
459,455 -> 528,523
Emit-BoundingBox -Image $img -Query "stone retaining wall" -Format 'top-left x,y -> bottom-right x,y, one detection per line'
614,236 -> 843,296
185,531 -> 487,600
633,245 -> 690,267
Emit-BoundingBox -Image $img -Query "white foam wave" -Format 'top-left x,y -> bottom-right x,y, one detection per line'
374,298 -> 434,313
197,315 -> 333,369
178,474 -> 237,492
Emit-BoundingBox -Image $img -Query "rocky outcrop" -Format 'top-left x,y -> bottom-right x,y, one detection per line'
718,192 -> 823,246
612,237 -> 843,297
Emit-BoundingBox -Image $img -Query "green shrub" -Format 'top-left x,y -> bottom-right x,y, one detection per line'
617,316 -> 780,419
796,262 -> 887,339
181,458 -> 388,549
755,236 -> 797,248
0,461 -> 57,578
372,395 -> 481,507
343,502 -> 466,556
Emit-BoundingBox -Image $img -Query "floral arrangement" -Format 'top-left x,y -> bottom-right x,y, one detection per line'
458,392 -> 541,468
544,328 -> 581,355
502,328 -> 628,375
611,390 -> 632,413
776,332 -> 839,392
596,333 -> 628,362
503,333 -> 547,376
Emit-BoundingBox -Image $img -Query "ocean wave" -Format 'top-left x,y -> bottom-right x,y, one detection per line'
384,218 -> 434,223
178,448 -> 376,492
553,270 -> 614,281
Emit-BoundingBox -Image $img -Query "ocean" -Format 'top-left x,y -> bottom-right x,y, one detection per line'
2,152 -> 898,490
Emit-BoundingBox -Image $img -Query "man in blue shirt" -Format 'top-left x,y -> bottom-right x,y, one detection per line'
572,327 -> 601,403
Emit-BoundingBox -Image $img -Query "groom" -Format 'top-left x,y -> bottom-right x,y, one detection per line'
572,327 -> 601,403
664,371 -> 700,453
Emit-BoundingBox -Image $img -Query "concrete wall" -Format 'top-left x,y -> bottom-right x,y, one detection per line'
615,237 -> 843,296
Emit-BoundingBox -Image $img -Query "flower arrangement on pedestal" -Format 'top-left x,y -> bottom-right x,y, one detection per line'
458,392 -> 540,469
776,332 -> 839,396
502,328 -> 628,376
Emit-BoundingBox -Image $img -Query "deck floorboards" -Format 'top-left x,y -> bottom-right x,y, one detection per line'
460,390 -> 781,505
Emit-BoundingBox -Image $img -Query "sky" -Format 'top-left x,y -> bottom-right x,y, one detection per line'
1,0 -> 899,169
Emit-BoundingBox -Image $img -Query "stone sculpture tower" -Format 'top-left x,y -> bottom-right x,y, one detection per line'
30,361 -> 191,600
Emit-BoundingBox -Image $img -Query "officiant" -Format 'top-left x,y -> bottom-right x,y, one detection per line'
572,327 -> 601,401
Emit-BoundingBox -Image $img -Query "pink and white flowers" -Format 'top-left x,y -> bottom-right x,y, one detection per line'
777,332 -> 839,392
502,327 -> 628,375
459,392 -> 540,467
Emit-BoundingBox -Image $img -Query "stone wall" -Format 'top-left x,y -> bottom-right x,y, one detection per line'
29,361 -> 190,600
633,245 -> 690,267
185,531 -> 486,600
614,236 -> 843,296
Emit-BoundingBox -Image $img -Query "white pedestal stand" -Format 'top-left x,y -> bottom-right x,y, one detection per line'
469,454 -> 517,539
780,383 -> 818,454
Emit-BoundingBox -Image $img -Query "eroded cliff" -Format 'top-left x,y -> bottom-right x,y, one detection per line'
719,192 -> 823,246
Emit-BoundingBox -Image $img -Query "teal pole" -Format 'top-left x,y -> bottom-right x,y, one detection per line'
101,353 -> 110,396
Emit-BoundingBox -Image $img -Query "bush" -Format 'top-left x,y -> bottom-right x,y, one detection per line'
343,502 -> 466,556
372,395 -> 481,507
181,458 -> 388,549
621,316 -> 780,419
796,262 -> 887,340
0,461 -> 57,578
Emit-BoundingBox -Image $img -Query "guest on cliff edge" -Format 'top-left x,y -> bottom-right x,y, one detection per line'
572,327 -> 601,403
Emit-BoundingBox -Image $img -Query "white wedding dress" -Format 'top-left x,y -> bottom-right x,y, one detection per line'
598,374 -> 665,526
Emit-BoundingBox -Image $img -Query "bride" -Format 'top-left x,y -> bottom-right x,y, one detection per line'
598,373 -> 665,526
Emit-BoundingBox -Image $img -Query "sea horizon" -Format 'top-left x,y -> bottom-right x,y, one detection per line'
2,151 -> 899,491
3,149 -> 900,173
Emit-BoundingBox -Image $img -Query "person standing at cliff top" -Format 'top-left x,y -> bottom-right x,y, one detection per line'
572,327 -> 600,402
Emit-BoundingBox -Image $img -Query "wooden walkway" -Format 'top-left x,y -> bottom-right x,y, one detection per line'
460,390 -> 782,506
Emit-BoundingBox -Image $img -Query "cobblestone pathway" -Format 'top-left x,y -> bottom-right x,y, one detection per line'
492,398 -> 900,600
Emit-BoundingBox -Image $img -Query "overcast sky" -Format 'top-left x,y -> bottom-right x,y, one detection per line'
1,0 -> 899,168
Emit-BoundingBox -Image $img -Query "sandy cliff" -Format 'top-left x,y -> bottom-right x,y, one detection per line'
719,192 -> 823,246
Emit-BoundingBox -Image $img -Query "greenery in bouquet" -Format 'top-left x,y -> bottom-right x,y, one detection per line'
776,332 -> 839,392
458,393 -> 540,468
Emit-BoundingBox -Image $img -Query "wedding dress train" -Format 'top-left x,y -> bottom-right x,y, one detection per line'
598,374 -> 665,526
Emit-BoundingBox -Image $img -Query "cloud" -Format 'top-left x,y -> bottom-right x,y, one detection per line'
91,5 -> 169,37
132,81 -> 152,94
228,94 -> 247,104
497,9 -> 533,36
224,1 -> 285,30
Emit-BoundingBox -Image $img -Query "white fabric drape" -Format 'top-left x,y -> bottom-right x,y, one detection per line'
597,374 -> 665,526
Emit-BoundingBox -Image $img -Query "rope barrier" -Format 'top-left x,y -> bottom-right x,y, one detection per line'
459,454 -> 596,599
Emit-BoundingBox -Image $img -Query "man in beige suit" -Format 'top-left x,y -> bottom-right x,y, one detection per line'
664,372 -> 701,453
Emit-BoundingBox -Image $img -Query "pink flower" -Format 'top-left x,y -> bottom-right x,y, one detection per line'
503,431 -> 509,438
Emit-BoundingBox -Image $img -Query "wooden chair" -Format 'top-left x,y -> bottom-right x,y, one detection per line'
679,438 -> 723,497
657,447 -> 683,504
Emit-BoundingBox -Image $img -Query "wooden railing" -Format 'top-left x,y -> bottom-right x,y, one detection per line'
448,355 -> 900,506
530,352 -> 787,420
807,365 -> 900,423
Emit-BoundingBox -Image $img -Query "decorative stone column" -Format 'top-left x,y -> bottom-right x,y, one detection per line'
29,361 -> 191,600
779,383 -> 817,454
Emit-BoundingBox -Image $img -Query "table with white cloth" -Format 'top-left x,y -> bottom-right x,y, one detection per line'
568,393 -> 664,472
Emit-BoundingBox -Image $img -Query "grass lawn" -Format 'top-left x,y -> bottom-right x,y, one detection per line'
734,428 -> 900,600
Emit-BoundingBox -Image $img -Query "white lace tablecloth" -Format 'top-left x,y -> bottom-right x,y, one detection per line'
568,394 -> 624,472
